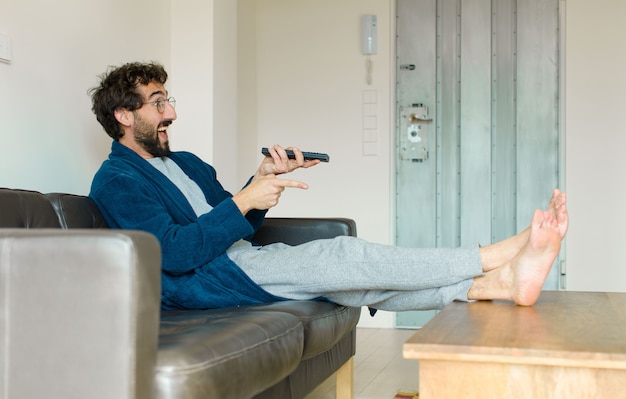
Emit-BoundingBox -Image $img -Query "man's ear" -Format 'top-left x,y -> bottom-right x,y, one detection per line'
114,108 -> 133,127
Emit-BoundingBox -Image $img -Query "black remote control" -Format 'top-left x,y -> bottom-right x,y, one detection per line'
261,147 -> 330,162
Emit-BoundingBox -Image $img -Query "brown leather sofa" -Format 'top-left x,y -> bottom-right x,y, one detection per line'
0,188 -> 361,399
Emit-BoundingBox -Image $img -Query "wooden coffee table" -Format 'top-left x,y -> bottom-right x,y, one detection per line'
403,291 -> 626,398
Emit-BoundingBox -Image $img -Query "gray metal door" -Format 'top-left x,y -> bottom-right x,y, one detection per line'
395,0 -> 563,328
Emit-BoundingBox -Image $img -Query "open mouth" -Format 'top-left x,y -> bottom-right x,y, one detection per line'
157,121 -> 172,139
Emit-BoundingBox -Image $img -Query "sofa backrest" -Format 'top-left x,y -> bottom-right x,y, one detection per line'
0,188 -> 108,229
252,217 -> 357,245
46,192 -> 109,229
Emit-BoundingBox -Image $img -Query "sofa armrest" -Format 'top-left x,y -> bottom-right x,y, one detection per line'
0,229 -> 161,399
252,218 -> 357,246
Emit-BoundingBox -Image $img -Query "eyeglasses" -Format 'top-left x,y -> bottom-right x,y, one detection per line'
143,97 -> 176,113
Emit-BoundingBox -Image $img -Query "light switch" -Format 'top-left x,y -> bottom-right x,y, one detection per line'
363,129 -> 377,143
363,103 -> 377,116
363,89 -> 377,104
362,89 -> 378,156
0,34 -> 12,63
363,141 -> 378,156
363,115 -> 377,129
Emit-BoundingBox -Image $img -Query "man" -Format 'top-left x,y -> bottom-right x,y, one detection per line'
89,61 -> 568,311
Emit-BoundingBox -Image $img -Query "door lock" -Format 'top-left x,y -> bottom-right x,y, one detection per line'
400,104 -> 432,162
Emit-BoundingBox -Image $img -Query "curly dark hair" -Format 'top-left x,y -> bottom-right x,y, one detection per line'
89,62 -> 168,140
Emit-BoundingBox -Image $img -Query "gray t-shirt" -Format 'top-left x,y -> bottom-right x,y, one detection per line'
147,157 -> 253,256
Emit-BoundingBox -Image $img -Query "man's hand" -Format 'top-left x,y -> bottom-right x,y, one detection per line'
257,145 -> 321,177
232,174 -> 308,215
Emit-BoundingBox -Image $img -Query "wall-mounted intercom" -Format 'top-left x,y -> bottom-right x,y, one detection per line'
361,15 -> 377,55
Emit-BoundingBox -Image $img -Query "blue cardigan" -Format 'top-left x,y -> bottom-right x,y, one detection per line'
89,141 -> 286,310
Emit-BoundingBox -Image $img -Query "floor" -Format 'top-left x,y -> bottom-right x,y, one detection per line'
305,328 -> 420,399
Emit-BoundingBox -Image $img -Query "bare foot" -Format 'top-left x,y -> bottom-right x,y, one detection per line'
509,209 -> 562,305
469,209 -> 561,306
547,188 -> 568,239
478,189 -> 567,273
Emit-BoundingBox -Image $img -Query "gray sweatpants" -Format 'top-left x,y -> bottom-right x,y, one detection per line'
228,236 -> 482,311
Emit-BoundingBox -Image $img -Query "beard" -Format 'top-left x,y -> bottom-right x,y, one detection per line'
134,115 -> 171,157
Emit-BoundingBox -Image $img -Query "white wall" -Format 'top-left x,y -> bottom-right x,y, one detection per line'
242,0 -> 394,245
0,0 -> 238,192
0,0 -> 172,195
565,0 -> 626,292
170,1 -> 214,170
237,0 -> 260,187
170,0 -> 241,192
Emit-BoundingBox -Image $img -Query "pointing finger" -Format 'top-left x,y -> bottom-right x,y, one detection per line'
275,179 -> 309,190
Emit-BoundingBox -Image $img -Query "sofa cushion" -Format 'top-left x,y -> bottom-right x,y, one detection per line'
0,188 -> 60,228
240,301 -> 361,360
156,310 -> 304,398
